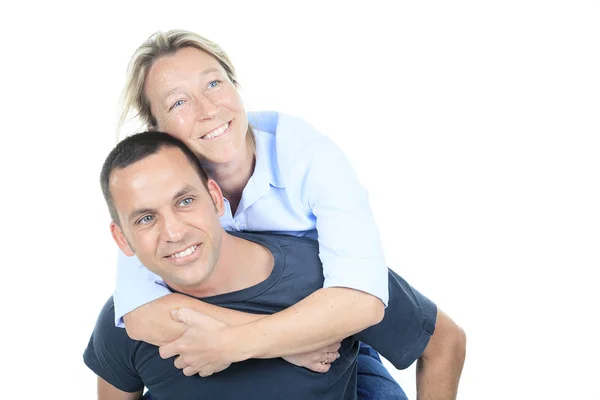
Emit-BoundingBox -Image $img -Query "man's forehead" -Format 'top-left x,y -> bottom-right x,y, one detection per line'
114,147 -> 193,177
110,147 -> 200,202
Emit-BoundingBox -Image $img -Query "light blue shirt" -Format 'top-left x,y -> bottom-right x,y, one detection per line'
113,111 -> 389,326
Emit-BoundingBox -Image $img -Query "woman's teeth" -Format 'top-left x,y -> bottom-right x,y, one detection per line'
203,122 -> 229,139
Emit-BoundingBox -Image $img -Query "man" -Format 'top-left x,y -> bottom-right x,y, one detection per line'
84,132 -> 465,399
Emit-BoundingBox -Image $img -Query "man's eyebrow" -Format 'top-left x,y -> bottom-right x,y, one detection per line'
162,68 -> 222,99
172,185 -> 196,200
128,207 -> 154,224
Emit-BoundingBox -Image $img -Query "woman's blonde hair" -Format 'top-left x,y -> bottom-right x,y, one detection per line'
118,29 -> 255,150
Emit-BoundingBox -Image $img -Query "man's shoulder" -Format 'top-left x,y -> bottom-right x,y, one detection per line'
230,232 -> 323,283
83,296 -> 145,393
84,296 -> 137,356
229,231 -> 319,252
94,296 -> 123,333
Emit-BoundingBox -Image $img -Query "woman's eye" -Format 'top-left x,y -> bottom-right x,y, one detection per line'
138,215 -> 154,225
208,80 -> 220,89
170,100 -> 185,110
180,198 -> 194,206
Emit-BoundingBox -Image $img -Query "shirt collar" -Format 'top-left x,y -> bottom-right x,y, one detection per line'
253,127 -> 284,191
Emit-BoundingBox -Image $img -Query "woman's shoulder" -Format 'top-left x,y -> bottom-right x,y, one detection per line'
249,111 -> 328,144
249,111 -> 350,203
250,111 -> 334,165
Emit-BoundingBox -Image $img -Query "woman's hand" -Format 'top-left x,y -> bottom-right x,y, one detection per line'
159,308 -> 234,377
159,307 -> 341,376
282,342 -> 341,373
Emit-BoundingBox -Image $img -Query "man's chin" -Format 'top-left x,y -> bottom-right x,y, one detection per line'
165,277 -> 204,293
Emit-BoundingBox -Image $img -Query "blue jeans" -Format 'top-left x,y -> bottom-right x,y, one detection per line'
357,342 -> 408,400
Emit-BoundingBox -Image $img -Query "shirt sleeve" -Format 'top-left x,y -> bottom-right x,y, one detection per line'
113,251 -> 171,327
272,113 -> 389,306
353,269 -> 437,369
304,137 -> 389,305
83,297 -> 145,393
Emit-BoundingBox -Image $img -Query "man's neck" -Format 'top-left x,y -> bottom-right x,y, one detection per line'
169,232 -> 274,299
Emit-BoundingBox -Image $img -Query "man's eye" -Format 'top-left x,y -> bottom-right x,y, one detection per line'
138,215 -> 154,225
180,198 -> 194,206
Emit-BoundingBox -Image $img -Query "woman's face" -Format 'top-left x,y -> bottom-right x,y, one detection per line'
144,47 -> 248,165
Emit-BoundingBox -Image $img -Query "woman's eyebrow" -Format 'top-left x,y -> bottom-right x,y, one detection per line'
200,67 -> 220,76
161,68 -> 221,100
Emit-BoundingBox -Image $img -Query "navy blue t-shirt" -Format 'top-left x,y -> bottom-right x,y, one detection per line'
84,232 -> 437,399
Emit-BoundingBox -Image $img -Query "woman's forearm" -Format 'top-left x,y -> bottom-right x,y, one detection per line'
125,287 -> 384,361
123,293 -> 266,346
226,287 -> 384,361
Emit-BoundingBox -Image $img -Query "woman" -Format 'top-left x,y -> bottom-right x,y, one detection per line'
115,29 -> 464,400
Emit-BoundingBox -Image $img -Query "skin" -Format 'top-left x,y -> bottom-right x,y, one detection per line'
98,376 -> 142,400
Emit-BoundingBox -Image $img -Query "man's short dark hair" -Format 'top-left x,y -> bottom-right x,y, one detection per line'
100,131 -> 210,225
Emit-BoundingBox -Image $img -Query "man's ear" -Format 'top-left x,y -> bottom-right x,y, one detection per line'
207,179 -> 225,217
110,221 -> 135,256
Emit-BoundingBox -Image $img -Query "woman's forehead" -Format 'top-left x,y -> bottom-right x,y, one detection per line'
151,48 -> 223,81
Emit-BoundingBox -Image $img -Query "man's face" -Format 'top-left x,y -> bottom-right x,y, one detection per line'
109,146 -> 225,292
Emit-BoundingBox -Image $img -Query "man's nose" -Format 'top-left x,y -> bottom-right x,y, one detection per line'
160,214 -> 187,242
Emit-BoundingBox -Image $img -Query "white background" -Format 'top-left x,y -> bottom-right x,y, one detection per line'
1,1 -> 598,399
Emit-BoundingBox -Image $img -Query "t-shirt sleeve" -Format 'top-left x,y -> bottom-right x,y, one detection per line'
353,269 -> 437,370
113,250 -> 171,327
288,125 -> 389,306
83,296 -> 145,393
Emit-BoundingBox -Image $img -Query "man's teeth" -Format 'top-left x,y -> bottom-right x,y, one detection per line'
170,245 -> 198,258
203,122 -> 229,139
